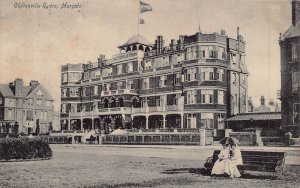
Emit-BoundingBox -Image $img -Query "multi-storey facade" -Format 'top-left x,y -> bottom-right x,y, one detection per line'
279,0 -> 300,137
0,79 -> 54,134
60,30 -> 248,132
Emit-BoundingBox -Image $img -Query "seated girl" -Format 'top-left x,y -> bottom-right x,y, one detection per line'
211,144 -> 230,176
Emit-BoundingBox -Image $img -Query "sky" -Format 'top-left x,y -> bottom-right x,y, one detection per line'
0,0 -> 292,111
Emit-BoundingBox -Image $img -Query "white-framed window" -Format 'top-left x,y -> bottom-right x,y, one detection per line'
200,67 -> 214,81
201,90 -> 214,104
231,53 -> 237,64
143,78 -> 149,89
106,67 -> 112,76
293,103 -> 300,124
187,114 -> 196,128
232,72 -> 237,85
159,75 -> 167,87
217,69 -> 225,81
187,90 -> 196,104
116,64 -> 122,75
70,88 -> 79,97
201,113 -> 214,129
218,91 -> 224,104
127,62 -> 133,73
83,72 -> 90,80
62,73 -> 67,82
218,113 -> 225,130
241,74 -> 246,84
93,86 -> 97,95
175,73 -> 181,85
117,82 -> 123,90
184,69 -> 191,81
61,104 -> 66,113
240,54 -> 245,65
62,89 -> 67,97
235,94 -> 238,107
37,99 -> 42,106
95,70 -> 101,78
144,60 -> 152,69
28,99 -> 33,105
104,84 -> 110,91
46,100 -> 49,106
292,72 -> 300,93
8,109 -> 12,118
217,46 -> 225,60
292,44 -> 300,61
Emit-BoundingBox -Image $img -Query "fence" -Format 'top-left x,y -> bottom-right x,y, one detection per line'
102,134 -> 203,145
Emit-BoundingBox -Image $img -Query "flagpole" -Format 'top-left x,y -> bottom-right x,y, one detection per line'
138,0 -> 140,36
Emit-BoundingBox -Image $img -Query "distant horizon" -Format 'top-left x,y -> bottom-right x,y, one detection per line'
0,0 -> 292,111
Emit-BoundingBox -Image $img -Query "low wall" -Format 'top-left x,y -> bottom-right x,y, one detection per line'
229,132 -> 256,146
40,136 -> 71,144
101,133 -> 210,145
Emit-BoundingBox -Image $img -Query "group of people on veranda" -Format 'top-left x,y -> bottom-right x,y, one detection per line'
211,143 -> 243,178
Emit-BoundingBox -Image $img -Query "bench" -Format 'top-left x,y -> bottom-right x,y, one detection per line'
204,150 -> 286,174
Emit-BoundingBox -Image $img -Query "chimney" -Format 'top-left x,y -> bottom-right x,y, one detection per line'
292,0 -> 300,26
30,80 -> 39,86
220,29 -> 226,36
155,35 -> 164,54
269,99 -> 274,106
14,78 -> 24,97
177,35 -> 184,50
170,39 -> 175,50
260,96 -> 265,106
98,54 -> 106,67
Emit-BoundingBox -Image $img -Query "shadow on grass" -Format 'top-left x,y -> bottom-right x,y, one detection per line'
161,168 -> 280,180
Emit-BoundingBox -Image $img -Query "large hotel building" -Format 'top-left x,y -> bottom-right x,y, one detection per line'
60,30 -> 248,132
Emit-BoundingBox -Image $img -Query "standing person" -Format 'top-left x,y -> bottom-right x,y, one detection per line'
211,144 -> 230,176
228,144 -> 243,178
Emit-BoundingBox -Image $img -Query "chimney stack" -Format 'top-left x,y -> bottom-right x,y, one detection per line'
14,78 -> 24,97
30,80 -> 39,86
170,39 -> 175,50
155,35 -> 164,54
292,0 -> 300,26
260,96 -> 265,106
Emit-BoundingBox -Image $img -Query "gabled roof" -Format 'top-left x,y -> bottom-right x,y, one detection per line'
26,84 -> 54,100
225,112 -> 281,122
0,84 -> 14,97
281,21 -> 300,40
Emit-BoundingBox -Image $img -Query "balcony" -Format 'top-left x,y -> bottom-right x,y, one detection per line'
69,107 -> 131,118
132,105 -> 183,115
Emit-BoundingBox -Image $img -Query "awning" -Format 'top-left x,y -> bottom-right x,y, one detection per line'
225,112 -> 281,122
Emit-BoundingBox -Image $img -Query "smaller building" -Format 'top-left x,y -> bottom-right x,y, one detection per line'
0,79 -> 54,135
225,112 -> 282,136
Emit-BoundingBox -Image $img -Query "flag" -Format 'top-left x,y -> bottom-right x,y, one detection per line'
140,1 -> 152,13
140,18 -> 145,24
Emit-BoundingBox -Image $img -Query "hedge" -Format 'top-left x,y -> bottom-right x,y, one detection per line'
0,138 -> 52,161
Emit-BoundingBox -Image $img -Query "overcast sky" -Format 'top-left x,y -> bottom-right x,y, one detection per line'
0,0 -> 292,111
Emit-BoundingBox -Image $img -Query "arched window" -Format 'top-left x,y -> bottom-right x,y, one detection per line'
138,45 -> 144,51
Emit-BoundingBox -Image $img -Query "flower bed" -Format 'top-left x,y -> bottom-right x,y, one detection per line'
0,138 -> 52,161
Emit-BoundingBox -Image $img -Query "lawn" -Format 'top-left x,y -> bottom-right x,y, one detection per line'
0,145 -> 299,188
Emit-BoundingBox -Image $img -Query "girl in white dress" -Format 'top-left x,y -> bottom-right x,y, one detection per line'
228,144 -> 243,178
211,144 -> 230,176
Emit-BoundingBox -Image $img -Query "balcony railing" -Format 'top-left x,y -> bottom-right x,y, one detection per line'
132,105 -> 182,114
69,107 -> 131,118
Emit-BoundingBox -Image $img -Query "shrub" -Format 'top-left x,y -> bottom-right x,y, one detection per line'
0,138 -> 52,161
